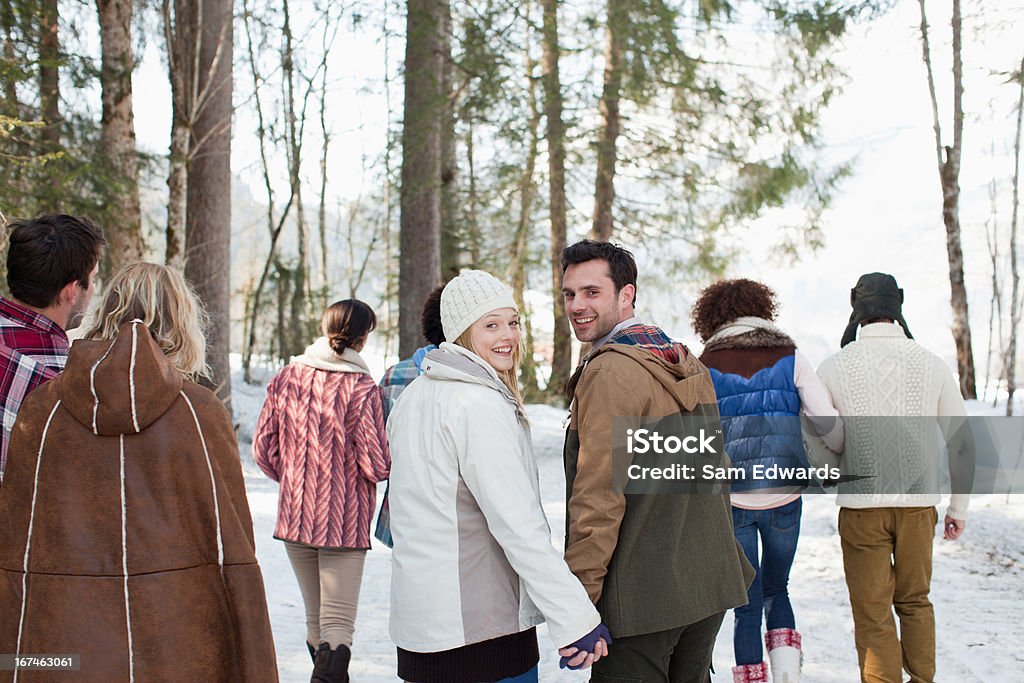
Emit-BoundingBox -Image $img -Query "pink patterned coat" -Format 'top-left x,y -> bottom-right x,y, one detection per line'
253,354 -> 390,549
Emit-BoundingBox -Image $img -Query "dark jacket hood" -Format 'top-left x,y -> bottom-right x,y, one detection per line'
583,342 -> 706,413
59,320 -> 183,436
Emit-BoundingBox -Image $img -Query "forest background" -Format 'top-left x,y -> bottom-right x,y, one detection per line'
0,0 -> 1022,413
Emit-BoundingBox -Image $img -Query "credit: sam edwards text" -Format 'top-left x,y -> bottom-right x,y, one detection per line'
626,462 -> 840,481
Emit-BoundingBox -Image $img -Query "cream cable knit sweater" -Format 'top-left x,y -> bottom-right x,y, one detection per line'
810,323 -> 971,520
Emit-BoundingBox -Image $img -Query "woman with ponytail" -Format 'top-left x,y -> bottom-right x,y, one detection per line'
254,299 -> 390,683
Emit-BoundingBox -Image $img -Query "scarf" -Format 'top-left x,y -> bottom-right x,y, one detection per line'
291,337 -> 371,374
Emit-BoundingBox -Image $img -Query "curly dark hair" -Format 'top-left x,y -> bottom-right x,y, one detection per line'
420,282 -> 446,346
691,278 -> 779,342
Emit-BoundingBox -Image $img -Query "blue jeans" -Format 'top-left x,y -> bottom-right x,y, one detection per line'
732,497 -> 802,665
498,666 -> 538,683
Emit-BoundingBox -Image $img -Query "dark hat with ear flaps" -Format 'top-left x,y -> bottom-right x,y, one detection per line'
840,272 -> 913,347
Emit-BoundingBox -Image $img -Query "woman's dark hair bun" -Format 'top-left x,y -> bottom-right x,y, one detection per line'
321,299 -> 377,355
327,333 -> 351,355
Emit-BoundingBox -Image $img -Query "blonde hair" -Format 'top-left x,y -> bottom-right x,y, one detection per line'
454,326 -> 525,408
82,262 -> 209,377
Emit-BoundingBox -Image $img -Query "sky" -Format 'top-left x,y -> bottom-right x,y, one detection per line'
722,0 -> 1022,373
128,0 -> 1024,387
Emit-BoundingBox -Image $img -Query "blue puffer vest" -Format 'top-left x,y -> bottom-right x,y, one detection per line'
702,347 -> 810,492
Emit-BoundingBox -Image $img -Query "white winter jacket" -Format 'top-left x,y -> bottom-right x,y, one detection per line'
386,343 -> 600,653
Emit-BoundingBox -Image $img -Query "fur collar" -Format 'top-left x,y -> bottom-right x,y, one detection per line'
702,317 -> 795,354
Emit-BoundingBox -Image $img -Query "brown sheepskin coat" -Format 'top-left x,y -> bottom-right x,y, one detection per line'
0,321 -> 278,682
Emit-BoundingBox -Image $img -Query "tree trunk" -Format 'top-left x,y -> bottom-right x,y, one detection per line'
465,120 -> 481,266
164,0 -> 189,268
591,0 -> 625,241
510,0 -> 540,400
183,0 -> 233,406
290,208 -> 308,356
98,0 -> 143,273
318,66 -> 330,295
314,3 -> 341,302
166,119 -> 189,267
439,2 -> 460,279
239,0 -> 295,381
382,0 -> 396,360
281,0 -> 310,359
3,5 -> 19,109
1006,53 -> 1024,415
542,0 -> 571,398
275,259 -> 290,365
399,0 -> 445,357
983,174 -> 1003,405
39,0 -> 59,147
919,0 -> 976,399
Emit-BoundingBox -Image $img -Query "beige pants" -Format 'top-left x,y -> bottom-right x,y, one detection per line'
284,542 -> 367,649
839,507 -> 937,683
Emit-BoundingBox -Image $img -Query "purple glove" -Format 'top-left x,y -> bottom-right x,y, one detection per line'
559,623 -> 612,670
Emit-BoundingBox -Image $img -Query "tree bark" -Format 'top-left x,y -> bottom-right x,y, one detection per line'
542,0 -> 571,398
3,5 -> 19,109
439,2 -> 460,279
163,0 -> 189,268
39,0 -> 59,147
98,0 -> 143,273
919,0 -> 977,399
591,0 -> 625,241
983,175 -> 1003,405
1006,53 -> 1024,415
510,0 -> 540,400
399,0 -> 445,357
315,4 -> 341,300
382,0 -> 396,360
318,64 -> 330,295
282,0 -> 309,359
183,0 -> 233,406
465,121 -> 481,266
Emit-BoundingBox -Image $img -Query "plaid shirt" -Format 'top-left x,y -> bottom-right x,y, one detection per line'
379,344 -> 436,420
374,344 -> 436,547
607,324 -> 683,364
0,297 -> 69,482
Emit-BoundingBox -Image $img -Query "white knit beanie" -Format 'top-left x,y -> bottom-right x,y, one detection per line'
440,270 -> 518,342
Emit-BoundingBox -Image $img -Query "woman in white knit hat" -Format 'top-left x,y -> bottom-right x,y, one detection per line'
386,270 -> 609,683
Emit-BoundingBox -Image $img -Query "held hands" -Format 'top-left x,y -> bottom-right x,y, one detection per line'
558,623 -> 612,670
943,515 -> 966,540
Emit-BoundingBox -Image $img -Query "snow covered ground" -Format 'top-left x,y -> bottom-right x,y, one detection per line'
234,364 -> 1024,682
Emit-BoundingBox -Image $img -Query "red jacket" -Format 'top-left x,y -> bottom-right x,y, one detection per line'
253,343 -> 390,549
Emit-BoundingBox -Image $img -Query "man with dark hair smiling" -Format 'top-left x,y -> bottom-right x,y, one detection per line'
560,239 -> 752,682
0,213 -> 106,481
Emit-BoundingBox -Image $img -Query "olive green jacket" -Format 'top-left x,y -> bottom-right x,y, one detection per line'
563,342 -> 754,637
